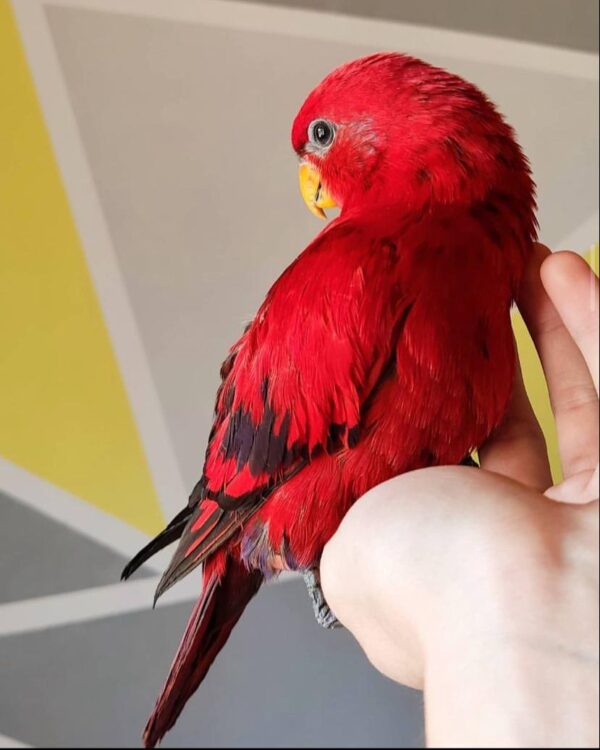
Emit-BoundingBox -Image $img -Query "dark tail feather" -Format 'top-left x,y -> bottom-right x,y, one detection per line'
121,507 -> 193,581
143,554 -> 263,748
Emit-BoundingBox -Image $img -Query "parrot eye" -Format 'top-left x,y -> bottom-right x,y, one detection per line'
308,119 -> 335,149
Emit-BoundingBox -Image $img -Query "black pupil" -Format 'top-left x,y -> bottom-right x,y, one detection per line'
314,121 -> 331,146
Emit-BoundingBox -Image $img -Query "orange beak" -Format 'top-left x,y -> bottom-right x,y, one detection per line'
298,162 -> 337,219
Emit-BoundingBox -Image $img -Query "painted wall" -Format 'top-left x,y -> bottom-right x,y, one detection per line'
0,1 -> 597,747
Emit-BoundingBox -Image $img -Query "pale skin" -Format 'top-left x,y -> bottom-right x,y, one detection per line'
321,244 -> 599,748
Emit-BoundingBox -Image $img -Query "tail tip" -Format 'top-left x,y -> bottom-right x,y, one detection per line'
121,555 -> 141,582
143,714 -> 163,748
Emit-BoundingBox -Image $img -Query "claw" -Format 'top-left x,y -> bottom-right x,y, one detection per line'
303,568 -> 342,630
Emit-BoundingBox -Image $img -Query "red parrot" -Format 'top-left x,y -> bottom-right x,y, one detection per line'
123,52 -> 536,747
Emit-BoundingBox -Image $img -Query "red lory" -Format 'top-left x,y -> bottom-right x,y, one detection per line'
123,52 -> 536,747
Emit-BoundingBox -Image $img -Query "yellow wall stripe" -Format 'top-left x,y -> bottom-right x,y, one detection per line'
0,0 -> 164,534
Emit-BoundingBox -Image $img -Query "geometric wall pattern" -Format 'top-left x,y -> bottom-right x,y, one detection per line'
0,0 -> 163,535
1,0 -> 597,746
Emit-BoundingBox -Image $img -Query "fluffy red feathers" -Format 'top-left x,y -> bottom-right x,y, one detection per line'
123,53 -> 537,747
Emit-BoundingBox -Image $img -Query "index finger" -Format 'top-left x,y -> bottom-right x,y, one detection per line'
517,244 -> 598,482
541,251 -> 599,394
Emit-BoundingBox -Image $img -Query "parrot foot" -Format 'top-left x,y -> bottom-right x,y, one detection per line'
303,568 -> 341,630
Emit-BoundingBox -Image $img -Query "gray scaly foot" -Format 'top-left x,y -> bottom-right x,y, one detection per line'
303,567 -> 341,630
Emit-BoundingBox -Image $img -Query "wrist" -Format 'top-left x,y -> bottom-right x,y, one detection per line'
421,497 -> 599,747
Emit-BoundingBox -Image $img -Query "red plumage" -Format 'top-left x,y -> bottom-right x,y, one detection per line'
123,53 -> 536,747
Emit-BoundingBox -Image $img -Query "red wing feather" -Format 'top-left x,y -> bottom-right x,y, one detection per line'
154,221 -> 410,597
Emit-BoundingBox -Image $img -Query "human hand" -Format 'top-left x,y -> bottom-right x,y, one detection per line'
321,244 -> 599,747
494,243 -> 598,504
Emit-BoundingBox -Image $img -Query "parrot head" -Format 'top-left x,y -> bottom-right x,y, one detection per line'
292,52 -> 534,223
